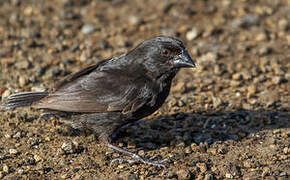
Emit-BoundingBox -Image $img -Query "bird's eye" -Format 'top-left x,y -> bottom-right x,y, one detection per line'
161,49 -> 171,57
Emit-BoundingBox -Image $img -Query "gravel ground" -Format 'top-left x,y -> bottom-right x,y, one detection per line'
0,0 -> 289,179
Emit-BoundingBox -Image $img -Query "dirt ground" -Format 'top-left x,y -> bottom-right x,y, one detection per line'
0,0 -> 289,179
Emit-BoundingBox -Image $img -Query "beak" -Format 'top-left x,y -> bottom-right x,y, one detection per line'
173,50 -> 196,68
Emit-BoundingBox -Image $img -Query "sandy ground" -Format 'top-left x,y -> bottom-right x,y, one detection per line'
0,0 -> 289,179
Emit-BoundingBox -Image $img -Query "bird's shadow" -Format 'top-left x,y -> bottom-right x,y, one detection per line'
62,108 -> 289,154
112,108 -> 289,152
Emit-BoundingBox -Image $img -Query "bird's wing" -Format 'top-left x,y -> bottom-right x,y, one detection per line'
34,68 -> 154,113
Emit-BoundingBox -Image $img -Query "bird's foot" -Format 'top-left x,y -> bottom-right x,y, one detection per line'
107,143 -> 169,168
110,154 -> 169,168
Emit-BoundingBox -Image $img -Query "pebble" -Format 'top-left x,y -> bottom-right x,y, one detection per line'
61,141 -> 77,154
196,162 -> 207,173
225,173 -> 234,179
15,60 -> 30,69
18,76 -> 27,86
128,15 -> 141,26
9,148 -> 18,155
186,27 -> 199,41
177,169 -> 192,180
2,164 -> 9,173
256,32 -> 268,41
258,46 -> 271,56
272,76 -> 285,84
278,19 -> 288,30
2,90 -> 11,99
198,52 -> 218,65
81,24 -> 96,34
204,173 -> 215,180
34,154 -> 43,162
232,73 -> 243,80
231,15 -> 260,28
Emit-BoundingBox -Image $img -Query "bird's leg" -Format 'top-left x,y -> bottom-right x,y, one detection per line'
99,133 -> 169,168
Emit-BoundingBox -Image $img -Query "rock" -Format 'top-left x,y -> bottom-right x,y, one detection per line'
18,76 -> 27,86
81,24 -> 96,34
212,97 -> 223,108
256,32 -> 268,41
204,173 -> 214,180
166,171 -> 177,178
2,89 -> 11,99
225,173 -> 234,179
232,73 -> 243,80
177,169 -> 192,180
16,60 -> 30,69
128,15 -> 141,26
2,164 -> 9,173
61,141 -> 82,154
258,46 -> 272,56
231,15 -> 260,28
9,148 -> 18,155
278,19 -> 288,30
198,52 -> 218,65
272,76 -> 286,84
186,27 -> 199,41
196,162 -> 207,173
160,27 -> 177,37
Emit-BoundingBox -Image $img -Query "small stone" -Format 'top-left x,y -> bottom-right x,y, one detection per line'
198,52 -> 218,65
61,141 -> 76,154
128,15 -> 141,26
204,173 -> 214,180
231,80 -> 241,87
34,154 -> 42,162
196,162 -> 207,173
231,15 -> 260,28
177,169 -> 191,180
81,24 -> 96,34
138,150 -> 145,156
19,76 -> 27,86
9,148 -> 18,155
17,169 -> 24,175
243,160 -> 253,168
272,76 -> 285,84
283,147 -> 289,154
166,171 -> 177,178
2,90 -> 11,99
278,19 -> 288,30
184,146 -> 192,154
212,97 -> 222,108
207,148 -> 217,155
16,60 -> 30,69
256,32 -> 268,41
186,27 -> 199,41
232,73 -> 243,80
225,173 -> 234,179
247,85 -> 257,95
262,167 -> 271,177
258,46 -> 271,56
2,164 -> 9,173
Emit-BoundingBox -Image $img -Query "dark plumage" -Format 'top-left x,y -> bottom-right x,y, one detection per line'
1,36 -> 195,167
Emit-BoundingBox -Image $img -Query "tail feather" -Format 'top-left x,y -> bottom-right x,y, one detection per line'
1,92 -> 48,110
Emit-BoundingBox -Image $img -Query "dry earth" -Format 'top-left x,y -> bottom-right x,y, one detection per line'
0,0 -> 289,179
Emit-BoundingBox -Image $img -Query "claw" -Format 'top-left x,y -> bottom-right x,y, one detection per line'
110,157 -> 167,168
107,143 -> 168,168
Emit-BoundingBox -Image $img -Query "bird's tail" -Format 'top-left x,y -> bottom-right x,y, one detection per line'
1,91 -> 48,110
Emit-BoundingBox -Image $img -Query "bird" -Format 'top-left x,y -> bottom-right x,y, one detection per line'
1,36 -> 195,167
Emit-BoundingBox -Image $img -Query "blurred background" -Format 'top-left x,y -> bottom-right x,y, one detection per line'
0,0 -> 289,179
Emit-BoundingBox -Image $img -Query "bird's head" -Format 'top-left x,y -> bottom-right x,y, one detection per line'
127,36 -> 196,79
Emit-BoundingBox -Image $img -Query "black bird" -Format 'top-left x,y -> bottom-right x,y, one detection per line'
1,36 -> 195,167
